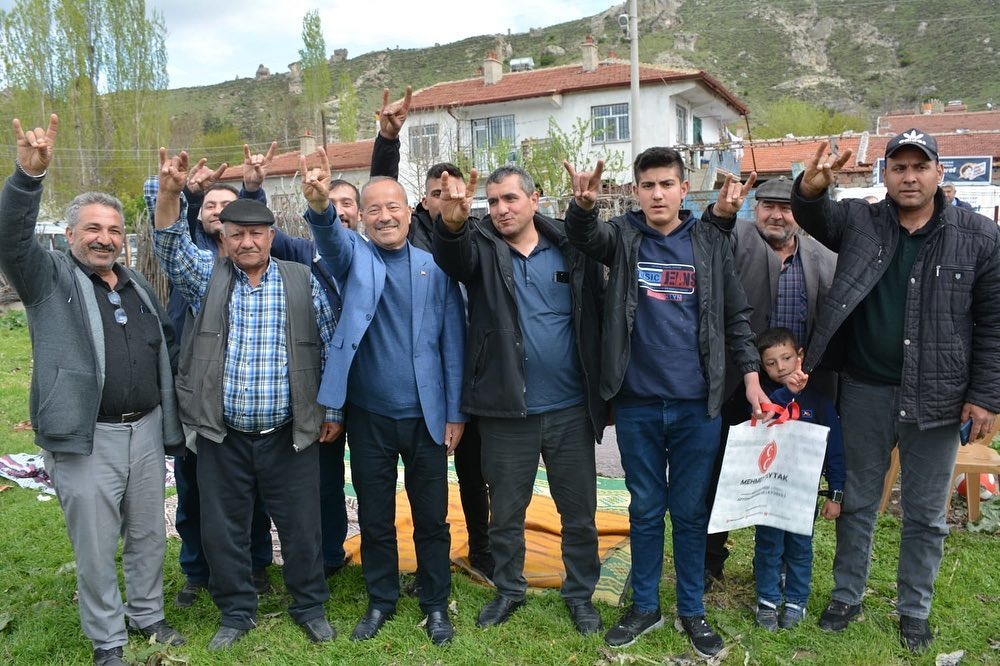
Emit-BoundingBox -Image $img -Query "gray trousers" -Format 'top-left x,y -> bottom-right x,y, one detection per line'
833,375 -> 960,619
45,407 -> 166,650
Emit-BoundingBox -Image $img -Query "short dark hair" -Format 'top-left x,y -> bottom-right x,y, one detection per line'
425,162 -> 464,184
632,146 -> 686,183
757,327 -> 799,356
329,179 -> 360,205
204,183 -> 239,198
486,165 -> 535,197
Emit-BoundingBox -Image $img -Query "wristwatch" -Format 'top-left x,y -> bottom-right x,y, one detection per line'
828,489 -> 843,504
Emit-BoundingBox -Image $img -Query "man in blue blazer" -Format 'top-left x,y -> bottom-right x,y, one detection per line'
301,152 -> 466,646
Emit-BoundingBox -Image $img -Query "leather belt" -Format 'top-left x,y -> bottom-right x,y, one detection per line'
97,409 -> 151,424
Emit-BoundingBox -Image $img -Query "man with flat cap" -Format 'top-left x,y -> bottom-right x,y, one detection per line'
701,176 -> 837,599
791,129 -> 1000,652
153,150 -> 340,650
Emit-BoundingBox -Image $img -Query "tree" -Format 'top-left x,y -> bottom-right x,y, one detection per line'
752,97 -> 867,139
335,72 -> 358,142
298,9 -> 331,130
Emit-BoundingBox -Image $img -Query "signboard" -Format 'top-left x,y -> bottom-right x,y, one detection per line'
873,156 -> 993,186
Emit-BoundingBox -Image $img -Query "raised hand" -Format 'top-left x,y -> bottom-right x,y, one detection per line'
158,147 -> 199,197
378,86 -> 412,140
186,160 -> 228,195
438,169 -> 478,229
799,141 -> 853,199
243,141 -> 277,192
713,170 -> 757,218
12,115 -> 58,176
299,149 -> 332,212
563,159 -> 605,211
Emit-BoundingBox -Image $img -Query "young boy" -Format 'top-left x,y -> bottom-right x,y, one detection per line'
754,327 -> 845,630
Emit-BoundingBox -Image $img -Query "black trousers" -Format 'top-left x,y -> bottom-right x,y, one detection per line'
347,405 -> 452,614
453,419 -> 490,557
197,426 -> 328,630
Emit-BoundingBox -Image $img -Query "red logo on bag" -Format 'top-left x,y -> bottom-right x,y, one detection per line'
758,440 -> 778,473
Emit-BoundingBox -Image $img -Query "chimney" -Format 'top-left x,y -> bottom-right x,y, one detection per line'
581,35 -> 598,73
483,52 -> 502,85
300,131 -> 316,156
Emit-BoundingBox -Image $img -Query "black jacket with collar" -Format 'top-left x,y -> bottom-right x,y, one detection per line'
564,201 -> 759,418
791,177 -> 1000,427
432,213 -> 607,439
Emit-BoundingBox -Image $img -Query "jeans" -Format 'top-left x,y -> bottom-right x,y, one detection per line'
754,525 -> 814,606
614,398 -> 721,616
832,374 -> 960,619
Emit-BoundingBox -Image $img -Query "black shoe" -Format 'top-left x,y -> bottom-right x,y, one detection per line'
174,580 -> 206,608
425,610 -> 454,645
207,626 -> 247,651
252,569 -> 270,595
899,615 -> 933,653
476,595 -> 525,628
818,600 -> 862,632
469,551 -> 496,583
130,618 -> 186,646
676,615 -> 724,658
566,600 -> 603,635
604,605 -> 664,648
93,646 -> 126,666
755,601 -> 779,632
300,616 -> 335,643
350,607 -> 395,641
704,569 -> 724,593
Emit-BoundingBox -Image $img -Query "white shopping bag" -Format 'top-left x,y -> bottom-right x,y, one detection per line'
708,403 -> 829,536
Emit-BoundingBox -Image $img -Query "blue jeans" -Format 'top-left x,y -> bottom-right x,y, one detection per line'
754,525 -> 814,606
614,398 -> 721,617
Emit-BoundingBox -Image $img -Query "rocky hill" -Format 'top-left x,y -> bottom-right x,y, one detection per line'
163,0 -> 1000,157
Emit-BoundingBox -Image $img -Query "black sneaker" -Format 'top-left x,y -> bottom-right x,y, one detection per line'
899,615 -> 933,653
818,600 -> 862,632
675,615 -> 724,658
604,605 -> 664,648
755,601 -> 779,632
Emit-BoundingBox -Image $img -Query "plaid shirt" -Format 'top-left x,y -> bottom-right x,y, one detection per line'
153,220 -> 340,429
772,247 -> 808,347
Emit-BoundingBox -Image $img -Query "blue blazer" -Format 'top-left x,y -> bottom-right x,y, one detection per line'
307,205 -> 466,444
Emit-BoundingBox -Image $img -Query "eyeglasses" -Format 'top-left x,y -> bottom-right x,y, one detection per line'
106,291 -> 127,326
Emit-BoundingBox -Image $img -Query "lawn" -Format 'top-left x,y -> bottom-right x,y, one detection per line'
0,313 -> 997,665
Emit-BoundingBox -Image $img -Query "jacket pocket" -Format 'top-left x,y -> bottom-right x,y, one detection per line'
36,368 -> 96,438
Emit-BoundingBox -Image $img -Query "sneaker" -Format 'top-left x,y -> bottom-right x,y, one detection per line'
174,580 -> 206,608
779,603 -> 806,629
604,605 -> 664,648
818,600 -> 862,632
755,600 -> 779,632
675,615 -> 724,658
899,615 -> 933,653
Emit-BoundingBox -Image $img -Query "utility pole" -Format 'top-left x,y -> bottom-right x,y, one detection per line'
629,0 -> 640,161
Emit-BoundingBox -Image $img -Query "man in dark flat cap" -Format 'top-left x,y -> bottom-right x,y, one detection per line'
152,150 -> 340,651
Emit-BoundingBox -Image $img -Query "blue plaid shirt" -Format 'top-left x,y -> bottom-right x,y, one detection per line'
772,246 -> 807,347
153,220 -> 340,429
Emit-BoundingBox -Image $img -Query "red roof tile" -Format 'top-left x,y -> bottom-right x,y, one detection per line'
220,139 -> 373,181
877,111 -> 1000,134
408,62 -> 748,115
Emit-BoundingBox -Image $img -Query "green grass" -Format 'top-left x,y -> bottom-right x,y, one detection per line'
0,317 -> 998,664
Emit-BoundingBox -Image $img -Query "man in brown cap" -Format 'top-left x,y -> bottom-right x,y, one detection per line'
152,149 -> 340,651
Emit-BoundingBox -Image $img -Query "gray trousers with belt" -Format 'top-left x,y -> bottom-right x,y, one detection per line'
45,407 -> 167,650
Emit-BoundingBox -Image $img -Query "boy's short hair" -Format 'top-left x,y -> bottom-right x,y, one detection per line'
425,162 -> 464,183
632,146 -> 686,183
757,327 -> 798,355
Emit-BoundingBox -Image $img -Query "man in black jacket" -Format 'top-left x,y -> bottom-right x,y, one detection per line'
433,164 -> 607,636
792,130 -> 1000,653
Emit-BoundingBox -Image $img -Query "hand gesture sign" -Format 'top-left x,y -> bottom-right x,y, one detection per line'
713,170 -> 757,218
438,169 -> 479,229
13,114 -> 58,176
800,141 -> 853,199
299,149 -> 332,212
243,141 -> 277,192
158,147 -> 198,197
563,159 -> 604,211
186,160 -> 228,196
378,86 -> 412,140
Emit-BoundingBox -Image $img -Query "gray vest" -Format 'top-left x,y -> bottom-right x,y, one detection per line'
175,257 -> 325,451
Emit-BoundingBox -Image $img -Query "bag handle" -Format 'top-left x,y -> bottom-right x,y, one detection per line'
751,400 -> 800,427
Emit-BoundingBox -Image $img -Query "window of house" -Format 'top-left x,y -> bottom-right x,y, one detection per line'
409,124 -> 439,163
676,105 -> 689,144
471,115 -> 516,171
591,103 -> 630,143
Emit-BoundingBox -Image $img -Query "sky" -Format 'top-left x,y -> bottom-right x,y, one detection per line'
151,0 -> 619,89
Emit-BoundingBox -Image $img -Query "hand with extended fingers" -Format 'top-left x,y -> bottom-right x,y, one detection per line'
243,141 -> 277,192
158,147 -> 199,197
438,169 -> 479,229
713,170 -> 757,218
12,114 -> 58,177
299,149 -> 332,213
185,159 -> 228,196
563,159 -> 605,211
378,86 -> 412,140
799,141 -> 853,199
